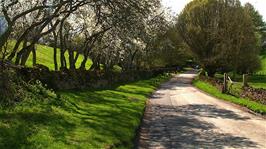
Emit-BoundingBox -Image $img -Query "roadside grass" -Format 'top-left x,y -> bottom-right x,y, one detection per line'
0,74 -> 171,149
7,40 -> 92,70
193,79 -> 266,114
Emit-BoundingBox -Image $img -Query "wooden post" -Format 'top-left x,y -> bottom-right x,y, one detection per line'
222,73 -> 228,93
243,74 -> 248,87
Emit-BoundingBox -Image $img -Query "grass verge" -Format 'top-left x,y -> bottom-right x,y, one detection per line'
0,74 -> 171,149
193,78 -> 266,115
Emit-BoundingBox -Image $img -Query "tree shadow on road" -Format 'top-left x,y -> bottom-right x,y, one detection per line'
176,104 -> 250,120
137,104 -> 258,149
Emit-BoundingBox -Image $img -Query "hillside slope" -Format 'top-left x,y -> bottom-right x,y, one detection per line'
8,41 -> 92,70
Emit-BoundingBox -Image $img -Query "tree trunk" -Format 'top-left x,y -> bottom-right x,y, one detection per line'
15,41 -> 27,65
8,24 -> 37,61
32,45 -> 36,66
90,62 -> 100,71
53,33 -> 58,71
0,25 -> 12,49
53,46 -> 58,71
74,53 -> 79,63
68,50 -> 75,70
21,43 -> 37,66
8,37 -> 25,61
89,55 -> 100,71
59,27 -> 66,70
60,50 -> 67,70
79,47 -> 90,70
80,56 -> 88,70
20,47 -> 32,66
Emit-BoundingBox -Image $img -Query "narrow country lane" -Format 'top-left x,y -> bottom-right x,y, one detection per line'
137,71 -> 266,149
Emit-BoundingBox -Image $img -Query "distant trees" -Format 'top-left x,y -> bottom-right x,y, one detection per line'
177,0 -> 260,76
145,25 -> 192,68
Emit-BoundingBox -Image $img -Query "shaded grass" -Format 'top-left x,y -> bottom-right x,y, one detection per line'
0,74 -> 171,149
193,79 -> 266,114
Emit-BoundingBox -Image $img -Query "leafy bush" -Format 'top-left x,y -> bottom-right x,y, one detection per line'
0,68 -> 56,106
26,80 -> 56,99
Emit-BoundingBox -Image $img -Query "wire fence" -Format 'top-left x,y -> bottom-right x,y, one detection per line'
251,72 -> 266,76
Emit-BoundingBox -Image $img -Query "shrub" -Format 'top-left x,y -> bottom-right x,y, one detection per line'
0,67 -> 56,106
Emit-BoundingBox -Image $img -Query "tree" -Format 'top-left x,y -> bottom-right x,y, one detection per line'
0,0 -> 87,64
86,0 -> 163,71
244,3 -> 266,50
244,3 -> 266,33
148,25 -> 192,68
1,0 -> 171,73
177,0 -> 260,76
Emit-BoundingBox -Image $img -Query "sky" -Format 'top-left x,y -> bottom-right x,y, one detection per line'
162,0 -> 266,21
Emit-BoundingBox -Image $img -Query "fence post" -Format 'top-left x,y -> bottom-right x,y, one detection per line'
222,73 -> 228,93
243,74 -> 248,87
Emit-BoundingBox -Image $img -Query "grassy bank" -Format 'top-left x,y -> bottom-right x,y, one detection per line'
0,74 -> 171,149
193,79 -> 266,114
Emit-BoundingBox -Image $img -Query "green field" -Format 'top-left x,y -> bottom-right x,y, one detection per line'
215,67 -> 266,90
0,74 -> 171,148
7,41 -> 92,70
257,51 -> 266,74
250,51 -> 266,88
227,51 -> 266,89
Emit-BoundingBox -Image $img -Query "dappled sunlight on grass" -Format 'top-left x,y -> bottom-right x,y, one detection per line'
0,74 -> 171,148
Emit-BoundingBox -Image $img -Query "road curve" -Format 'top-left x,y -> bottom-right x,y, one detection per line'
137,71 -> 266,149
